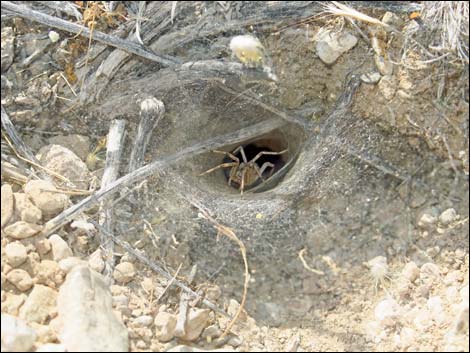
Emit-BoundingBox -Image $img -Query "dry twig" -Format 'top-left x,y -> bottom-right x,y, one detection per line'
191,201 -> 249,339
1,1 -> 180,67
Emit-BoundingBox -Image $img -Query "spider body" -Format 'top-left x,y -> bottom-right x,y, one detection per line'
200,146 -> 287,194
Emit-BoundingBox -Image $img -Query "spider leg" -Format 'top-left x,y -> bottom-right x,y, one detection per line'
199,162 -> 238,176
239,167 -> 246,195
211,150 -> 239,163
232,146 -> 248,164
258,162 -> 275,178
251,149 -> 288,164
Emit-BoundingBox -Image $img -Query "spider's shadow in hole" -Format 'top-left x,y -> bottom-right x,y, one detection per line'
222,143 -> 286,191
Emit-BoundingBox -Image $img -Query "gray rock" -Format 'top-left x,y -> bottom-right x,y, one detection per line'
1,314 -> 37,352
315,30 -> 358,64
36,144 -> 90,190
1,183 -> 14,228
6,269 -> 34,292
256,302 -> 283,327
49,234 -> 73,261
57,265 -> 129,351
5,242 -> 28,267
3,221 -> 42,239
24,180 -> 68,218
19,284 -> 58,324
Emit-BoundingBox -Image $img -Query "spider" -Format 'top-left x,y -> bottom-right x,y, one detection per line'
200,146 -> 288,194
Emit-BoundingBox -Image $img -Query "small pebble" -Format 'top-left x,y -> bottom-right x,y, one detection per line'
5,242 -> 28,267
6,269 -> 34,291
402,261 -> 420,282
49,234 -> 73,261
113,262 -> 136,284
439,208 -> 458,225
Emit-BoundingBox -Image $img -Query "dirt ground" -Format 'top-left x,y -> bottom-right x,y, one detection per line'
1,2 -> 469,352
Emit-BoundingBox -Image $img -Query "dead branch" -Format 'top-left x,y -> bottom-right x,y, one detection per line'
1,1 -> 181,67
99,119 -> 127,279
1,105 -> 50,181
128,98 -> 165,172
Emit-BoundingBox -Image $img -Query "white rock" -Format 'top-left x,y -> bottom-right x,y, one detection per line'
396,327 -> 416,349
57,257 -> 87,273
378,75 -> 397,100
57,266 -> 129,351
48,31 -> 60,43
427,296 -> 445,323
445,286 -> 459,302
36,144 -> 90,190
154,311 -> 177,342
315,30 -> 358,64
412,308 -> 433,331
6,269 -> 34,291
418,212 -> 437,227
13,192 -> 42,224
49,234 -> 73,261
113,262 -> 135,284
444,270 -> 464,286
360,72 -> 381,84
460,285 -> 469,303
167,345 -> 235,352
5,242 -> 28,267
20,206 -> 42,224
1,293 -> 26,316
3,221 -> 42,239
35,238 -> 51,256
24,180 -> 69,218
88,249 -> 105,273
439,208 -> 458,225
420,263 -> 441,282
112,294 -> 129,307
1,314 -> 37,352
34,260 -> 64,288
1,184 -> 14,228
374,298 -> 401,326
36,343 -> 67,352
402,261 -> 420,282
132,315 -> 153,327
19,284 -> 58,324
178,308 -> 211,341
